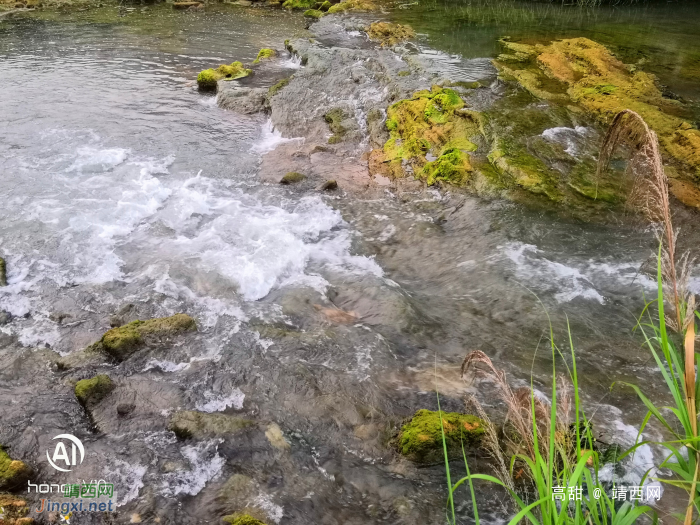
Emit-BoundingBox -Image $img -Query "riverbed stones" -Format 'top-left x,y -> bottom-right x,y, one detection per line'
280,171 -> 306,184
169,410 -> 254,439
397,409 -> 484,462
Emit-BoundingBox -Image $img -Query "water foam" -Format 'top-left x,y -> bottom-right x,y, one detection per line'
250,119 -> 303,154
196,388 -> 245,412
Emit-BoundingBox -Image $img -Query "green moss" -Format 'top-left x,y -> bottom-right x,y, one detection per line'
366,22 -> 415,47
324,108 -> 347,144
397,70 -> 410,77
222,514 -> 267,525
397,409 -> 484,460
0,256 -> 6,287
97,313 -> 196,361
303,8 -> 324,18
74,374 -> 115,407
0,448 -> 30,490
326,0 -> 375,13
197,62 -> 252,91
280,172 -> 306,184
421,148 -> 473,186
253,48 -> 276,64
282,0 -> 315,9
319,0 -> 331,10
169,411 -> 254,440
267,77 -> 290,98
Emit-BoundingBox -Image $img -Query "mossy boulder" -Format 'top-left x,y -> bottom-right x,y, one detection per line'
267,77 -> 289,98
324,108 -> 348,144
318,0 -> 331,10
169,411 -> 254,440
0,449 -> 31,491
494,37 -> 700,200
253,48 -> 276,64
282,0 -> 314,9
366,22 -> 415,47
303,8 -> 324,18
197,62 -> 252,91
370,86 -> 480,184
74,374 -> 115,407
222,514 -> 267,525
397,409 -> 485,461
95,313 -> 197,361
0,256 -> 6,286
0,493 -> 32,523
326,0 -> 375,13
280,172 -> 306,184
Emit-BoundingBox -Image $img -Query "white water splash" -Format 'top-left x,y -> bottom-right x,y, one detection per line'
196,388 -> 245,412
250,119 -> 303,154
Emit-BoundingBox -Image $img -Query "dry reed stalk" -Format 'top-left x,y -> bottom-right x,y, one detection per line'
597,109 -> 698,524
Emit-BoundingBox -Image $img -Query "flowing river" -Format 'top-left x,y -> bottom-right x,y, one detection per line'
1,1 -> 699,523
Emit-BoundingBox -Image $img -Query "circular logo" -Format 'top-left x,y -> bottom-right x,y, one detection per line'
46,434 -> 85,472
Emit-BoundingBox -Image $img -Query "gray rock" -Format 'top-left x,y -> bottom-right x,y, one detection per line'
217,83 -> 269,114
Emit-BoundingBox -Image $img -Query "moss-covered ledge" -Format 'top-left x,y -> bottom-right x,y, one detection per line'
0,447 -> 31,491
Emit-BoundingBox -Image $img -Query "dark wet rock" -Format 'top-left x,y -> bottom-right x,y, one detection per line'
0,311 -> 11,326
0,256 -> 6,286
0,447 -> 31,491
90,313 -> 197,362
319,179 -> 338,191
74,374 -> 114,408
116,402 -> 135,417
173,1 -> 201,9
280,171 -> 306,184
396,409 -> 484,462
168,410 -> 255,440
217,84 -> 269,114
109,315 -> 124,327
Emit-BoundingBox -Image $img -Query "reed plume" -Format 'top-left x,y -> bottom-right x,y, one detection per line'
597,109 -> 698,523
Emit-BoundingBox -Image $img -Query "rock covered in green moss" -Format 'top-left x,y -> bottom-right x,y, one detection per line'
318,0 -> 331,10
0,448 -> 30,490
303,8 -> 324,18
366,22 -> 415,47
282,0 -> 314,9
222,514 -> 267,525
169,410 -> 254,440
197,62 -> 252,91
96,313 -> 197,361
324,108 -> 348,144
397,409 -> 484,461
422,148 -> 473,186
280,172 -> 306,184
0,256 -> 6,287
253,48 -> 276,64
326,0 -> 376,13
267,77 -> 290,98
75,374 -> 114,407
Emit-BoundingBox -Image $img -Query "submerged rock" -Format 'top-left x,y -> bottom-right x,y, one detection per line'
366,22 -> 415,47
197,62 -> 252,91
0,448 -> 30,491
169,410 -> 254,439
0,256 -> 6,286
89,313 -> 196,361
217,84 -> 269,114
74,374 -> 114,407
397,409 -> 484,461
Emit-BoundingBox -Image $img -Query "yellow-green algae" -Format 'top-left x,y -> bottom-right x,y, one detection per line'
303,8 -> 324,18
74,374 -> 114,407
267,77 -> 289,98
253,48 -> 276,64
324,108 -> 347,144
222,514 -> 267,525
169,411 -> 254,440
280,172 -> 306,184
372,86 -> 480,185
94,313 -> 196,361
282,0 -> 314,9
398,409 -> 484,460
494,37 -> 700,184
326,0 -> 376,13
365,22 -> 415,47
0,448 -> 30,490
197,62 -> 252,91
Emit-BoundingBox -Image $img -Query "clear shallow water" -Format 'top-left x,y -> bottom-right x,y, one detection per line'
0,4 -> 697,523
